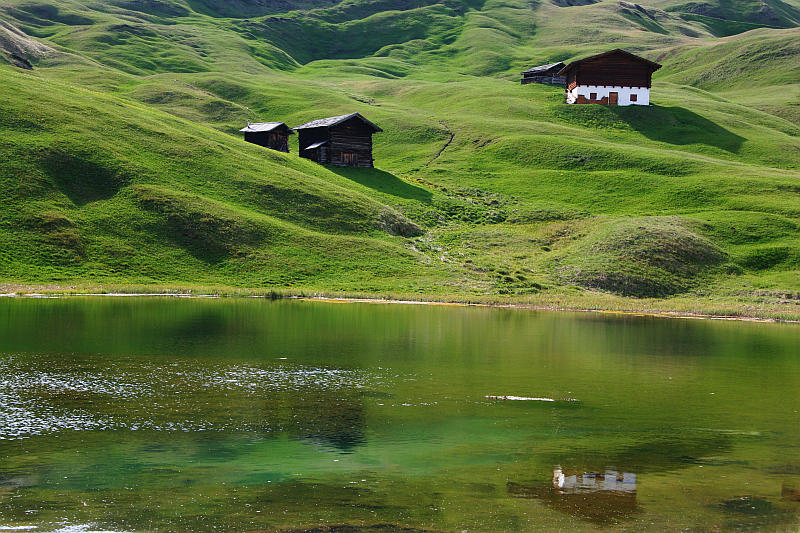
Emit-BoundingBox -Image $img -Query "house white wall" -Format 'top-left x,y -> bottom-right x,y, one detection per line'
566,85 -> 651,106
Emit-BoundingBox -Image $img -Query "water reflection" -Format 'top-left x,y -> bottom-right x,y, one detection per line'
1,298 -> 800,531
553,468 -> 636,494
508,468 -> 639,524
783,483 -> 800,502
0,355 -> 370,452
543,434 -> 734,475
295,396 -> 366,452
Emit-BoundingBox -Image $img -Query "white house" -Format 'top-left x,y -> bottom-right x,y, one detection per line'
557,49 -> 661,106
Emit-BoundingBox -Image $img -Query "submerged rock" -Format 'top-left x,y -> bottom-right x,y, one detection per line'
717,495 -> 775,515
278,525 -> 443,533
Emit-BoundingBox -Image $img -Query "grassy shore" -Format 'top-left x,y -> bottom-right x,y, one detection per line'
2,283 -> 799,322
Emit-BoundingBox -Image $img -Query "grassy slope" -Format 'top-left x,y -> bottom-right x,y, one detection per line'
0,68 -> 464,294
1,0 -> 800,318
655,28 -> 800,125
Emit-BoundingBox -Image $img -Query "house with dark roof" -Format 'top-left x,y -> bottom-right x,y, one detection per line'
292,113 -> 382,167
557,49 -> 661,106
520,62 -> 565,85
239,122 -> 293,152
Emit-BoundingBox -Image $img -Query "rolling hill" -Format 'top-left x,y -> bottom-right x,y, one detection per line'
1,0 -> 799,318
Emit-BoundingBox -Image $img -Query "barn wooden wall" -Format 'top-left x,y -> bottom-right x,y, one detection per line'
244,131 -> 290,153
569,56 -> 655,89
329,122 -> 374,168
297,119 -> 376,167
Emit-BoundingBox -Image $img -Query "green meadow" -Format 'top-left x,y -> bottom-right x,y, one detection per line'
1,0 -> 799,318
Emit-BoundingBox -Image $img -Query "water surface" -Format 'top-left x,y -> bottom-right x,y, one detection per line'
0,298 -> 799,531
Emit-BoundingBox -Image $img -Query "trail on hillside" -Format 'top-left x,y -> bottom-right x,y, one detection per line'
428,121 -> 454,164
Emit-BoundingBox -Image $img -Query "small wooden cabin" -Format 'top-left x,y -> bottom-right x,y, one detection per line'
521,62 -> 565,85
557,49 -> 661,106
239,122 -> 293,152
292,113 -> 382,167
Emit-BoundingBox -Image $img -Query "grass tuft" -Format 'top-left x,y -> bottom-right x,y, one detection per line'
551,217 -> 726,297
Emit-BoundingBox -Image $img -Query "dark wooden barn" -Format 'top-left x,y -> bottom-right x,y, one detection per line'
558,49 -> 661,106
239,122 -> 293,152
292,113 -> 382,167
520,62 -> 566,85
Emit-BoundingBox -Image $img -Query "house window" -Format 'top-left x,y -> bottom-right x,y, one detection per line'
590,92 -> 597,100
630,94 -> 638,102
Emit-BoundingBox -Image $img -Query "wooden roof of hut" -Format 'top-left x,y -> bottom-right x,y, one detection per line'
522,62 -> 565,75
239,122 -> 294,134
293,112 -> 382,132
557,49 -> 661,77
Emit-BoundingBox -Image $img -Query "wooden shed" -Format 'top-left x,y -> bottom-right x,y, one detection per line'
557,49 -> 661,106
292,113 -> 382,167
521,62 -> 565,85
239,122 -> 293,152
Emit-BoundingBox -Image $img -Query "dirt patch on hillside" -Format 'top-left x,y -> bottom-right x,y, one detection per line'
0,20 -> 55,69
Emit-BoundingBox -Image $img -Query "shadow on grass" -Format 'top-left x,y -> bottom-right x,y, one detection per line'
329,167 -> 433,203
609,105 -> 745,153
42,149 -> 129,206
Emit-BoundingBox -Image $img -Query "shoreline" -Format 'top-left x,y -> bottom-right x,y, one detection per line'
293,296 -> 800,323
1,288 -> 798,324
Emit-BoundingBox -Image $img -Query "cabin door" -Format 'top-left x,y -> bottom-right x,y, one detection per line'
608,92 -> 619,105
342,152 -> 357,166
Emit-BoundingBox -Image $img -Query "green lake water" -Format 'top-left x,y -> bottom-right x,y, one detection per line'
0,297 -> 799,532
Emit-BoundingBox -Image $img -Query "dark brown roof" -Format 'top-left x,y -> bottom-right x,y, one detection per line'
239,122 -> 293,134
292,112 -> 382,133
557,49 -> 661,76
522,62 -> 565,75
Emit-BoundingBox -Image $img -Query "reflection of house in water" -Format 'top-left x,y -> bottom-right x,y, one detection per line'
782,483 -> 800,502
256,388 -> 368,453
508,468 -> 639,524
265,386 -> 368,453
553,468 -> 636,494
294,395 -> 366,452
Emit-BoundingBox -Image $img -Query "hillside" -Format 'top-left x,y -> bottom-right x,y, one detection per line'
1,0 -> 800,318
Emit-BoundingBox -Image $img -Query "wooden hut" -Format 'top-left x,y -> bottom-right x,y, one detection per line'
292,113 -> 382,167
239,122 -> 293,152
557,49 -> 661,106
521,62 -> 565,85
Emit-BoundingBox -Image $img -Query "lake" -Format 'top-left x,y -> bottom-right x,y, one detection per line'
0,297 -> 799,532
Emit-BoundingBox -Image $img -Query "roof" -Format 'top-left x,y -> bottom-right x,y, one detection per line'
557,49 -> 661,76
522,62 -> 565,75
292,112 -> 382,133
305,140 -> 328,150
239,122 -> 293,134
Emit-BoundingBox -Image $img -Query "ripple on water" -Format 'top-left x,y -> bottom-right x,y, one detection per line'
41,526 -> 132,533
0,355 -> 383,440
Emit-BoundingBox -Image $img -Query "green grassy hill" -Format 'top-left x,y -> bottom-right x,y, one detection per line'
1,0 -> 800,318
